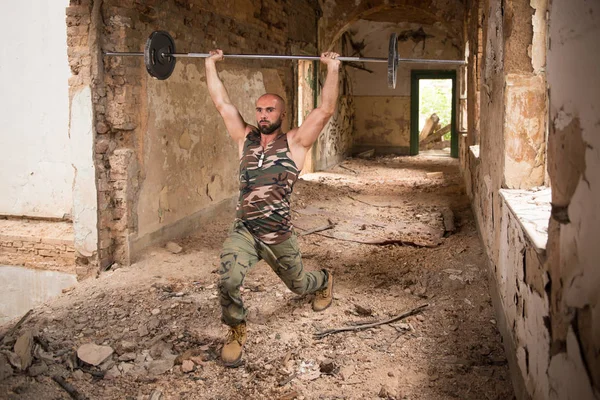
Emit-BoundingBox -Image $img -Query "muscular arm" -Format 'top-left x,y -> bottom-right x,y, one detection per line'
289,53 -> 341,149
205,51 -> 250,149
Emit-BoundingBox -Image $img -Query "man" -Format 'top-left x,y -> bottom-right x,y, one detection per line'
205,49 -> 341,367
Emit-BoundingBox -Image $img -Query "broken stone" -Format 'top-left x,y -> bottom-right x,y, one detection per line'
165,242 -> 183,254
14,330 -> 34,370
77,343 -> 114,366
356,149 -> 375,159
147,359 -> 175,375
147,317 -> 160,330
119,341 -> 136,354
181,360 -> 194,373
0,353 -> 13,381
151,341 -> 175,360
378,384 -> 396,399
138,325 -> 149,337
104,365 -> 121,380
394,323 -> 411,331
118,362 -> 135,375
354,304 -> 373,316
28,361 -> 48,377
118,352 -> 137,362
99,357 -> 116,372
426,172 -> 444,179
190,356 -> 204,365
319,360 -> 337,375
339,364 -> 355,381
443,268 -> 462,275
298,370 -> 321,381
174,348 -> 203,364
3,351 -> 22,370
149,390 -> 163,400
71,369 -> 85,380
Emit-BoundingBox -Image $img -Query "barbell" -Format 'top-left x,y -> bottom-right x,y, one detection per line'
104,31 -> 466,89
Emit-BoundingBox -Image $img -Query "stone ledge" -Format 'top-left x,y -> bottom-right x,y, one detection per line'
499,187 -> 551,253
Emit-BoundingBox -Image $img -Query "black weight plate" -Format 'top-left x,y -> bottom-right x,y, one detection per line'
387,33 -> 398,89
144,31 -> 176,80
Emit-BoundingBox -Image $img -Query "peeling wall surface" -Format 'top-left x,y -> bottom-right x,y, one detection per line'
462,0 -> 600,398
545,0 -> 600,397
347,20 -> 461,154
0,0 -> 72,218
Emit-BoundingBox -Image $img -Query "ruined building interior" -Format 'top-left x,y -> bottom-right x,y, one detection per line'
0,0 -> 598,399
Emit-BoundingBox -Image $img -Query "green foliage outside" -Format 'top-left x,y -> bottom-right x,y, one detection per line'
419,79 -> 453,140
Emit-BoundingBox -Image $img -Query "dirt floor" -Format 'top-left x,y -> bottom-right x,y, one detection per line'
0,154 -> 515,400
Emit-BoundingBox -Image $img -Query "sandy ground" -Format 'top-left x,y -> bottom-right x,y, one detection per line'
0,154 -> 515,400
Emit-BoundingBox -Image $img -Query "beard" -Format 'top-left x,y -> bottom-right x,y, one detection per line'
258,118 -> 282,135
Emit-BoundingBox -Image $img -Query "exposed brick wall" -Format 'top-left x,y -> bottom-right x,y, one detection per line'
0,239 -> 75,270
0,220 -> 75,273
66,4 -> 93,94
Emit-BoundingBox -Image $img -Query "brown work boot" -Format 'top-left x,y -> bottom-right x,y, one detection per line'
221,322 -> 247,367
312,270 -> 334,312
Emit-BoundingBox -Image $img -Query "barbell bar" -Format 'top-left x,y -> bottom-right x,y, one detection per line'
104,31 -> 466,88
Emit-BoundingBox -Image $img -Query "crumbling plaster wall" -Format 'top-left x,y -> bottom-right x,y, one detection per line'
469,0 -> 547,294
464,0 -> 600,398
348,20 -> 461,155
544,0 -> 600,397
83,0 -> 346,269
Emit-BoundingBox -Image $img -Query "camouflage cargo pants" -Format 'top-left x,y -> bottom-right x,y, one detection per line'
219,220 -> 328,327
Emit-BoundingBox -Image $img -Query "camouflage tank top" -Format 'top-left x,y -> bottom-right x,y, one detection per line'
236,130 -> 300,244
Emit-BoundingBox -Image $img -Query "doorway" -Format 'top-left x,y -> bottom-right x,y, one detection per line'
410,70 -> 457,157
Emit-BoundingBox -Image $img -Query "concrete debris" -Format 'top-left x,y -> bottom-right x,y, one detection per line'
118,352 -> 136,362
166,242 -> 183,254
181,359 -> 194,373
104,365 -> 121,380
77,343 -> 114,366
0,353 -> 13,381
356,149 -> 375,158
0,156 -> 514,399
339,364 -> 355,381
378,384 -> 397,399
147,358 -> 175,375
119,340 -> 136,353
28,361 -> 48,377
138,324 -> 149,337
149,390 -> 163,400
71,369 -> 85,380
426,172 -> 444,179
354,304 -> 373,316
14,330 -> 34,370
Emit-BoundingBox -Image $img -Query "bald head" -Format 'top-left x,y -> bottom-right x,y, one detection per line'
256,93 -> 286,110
